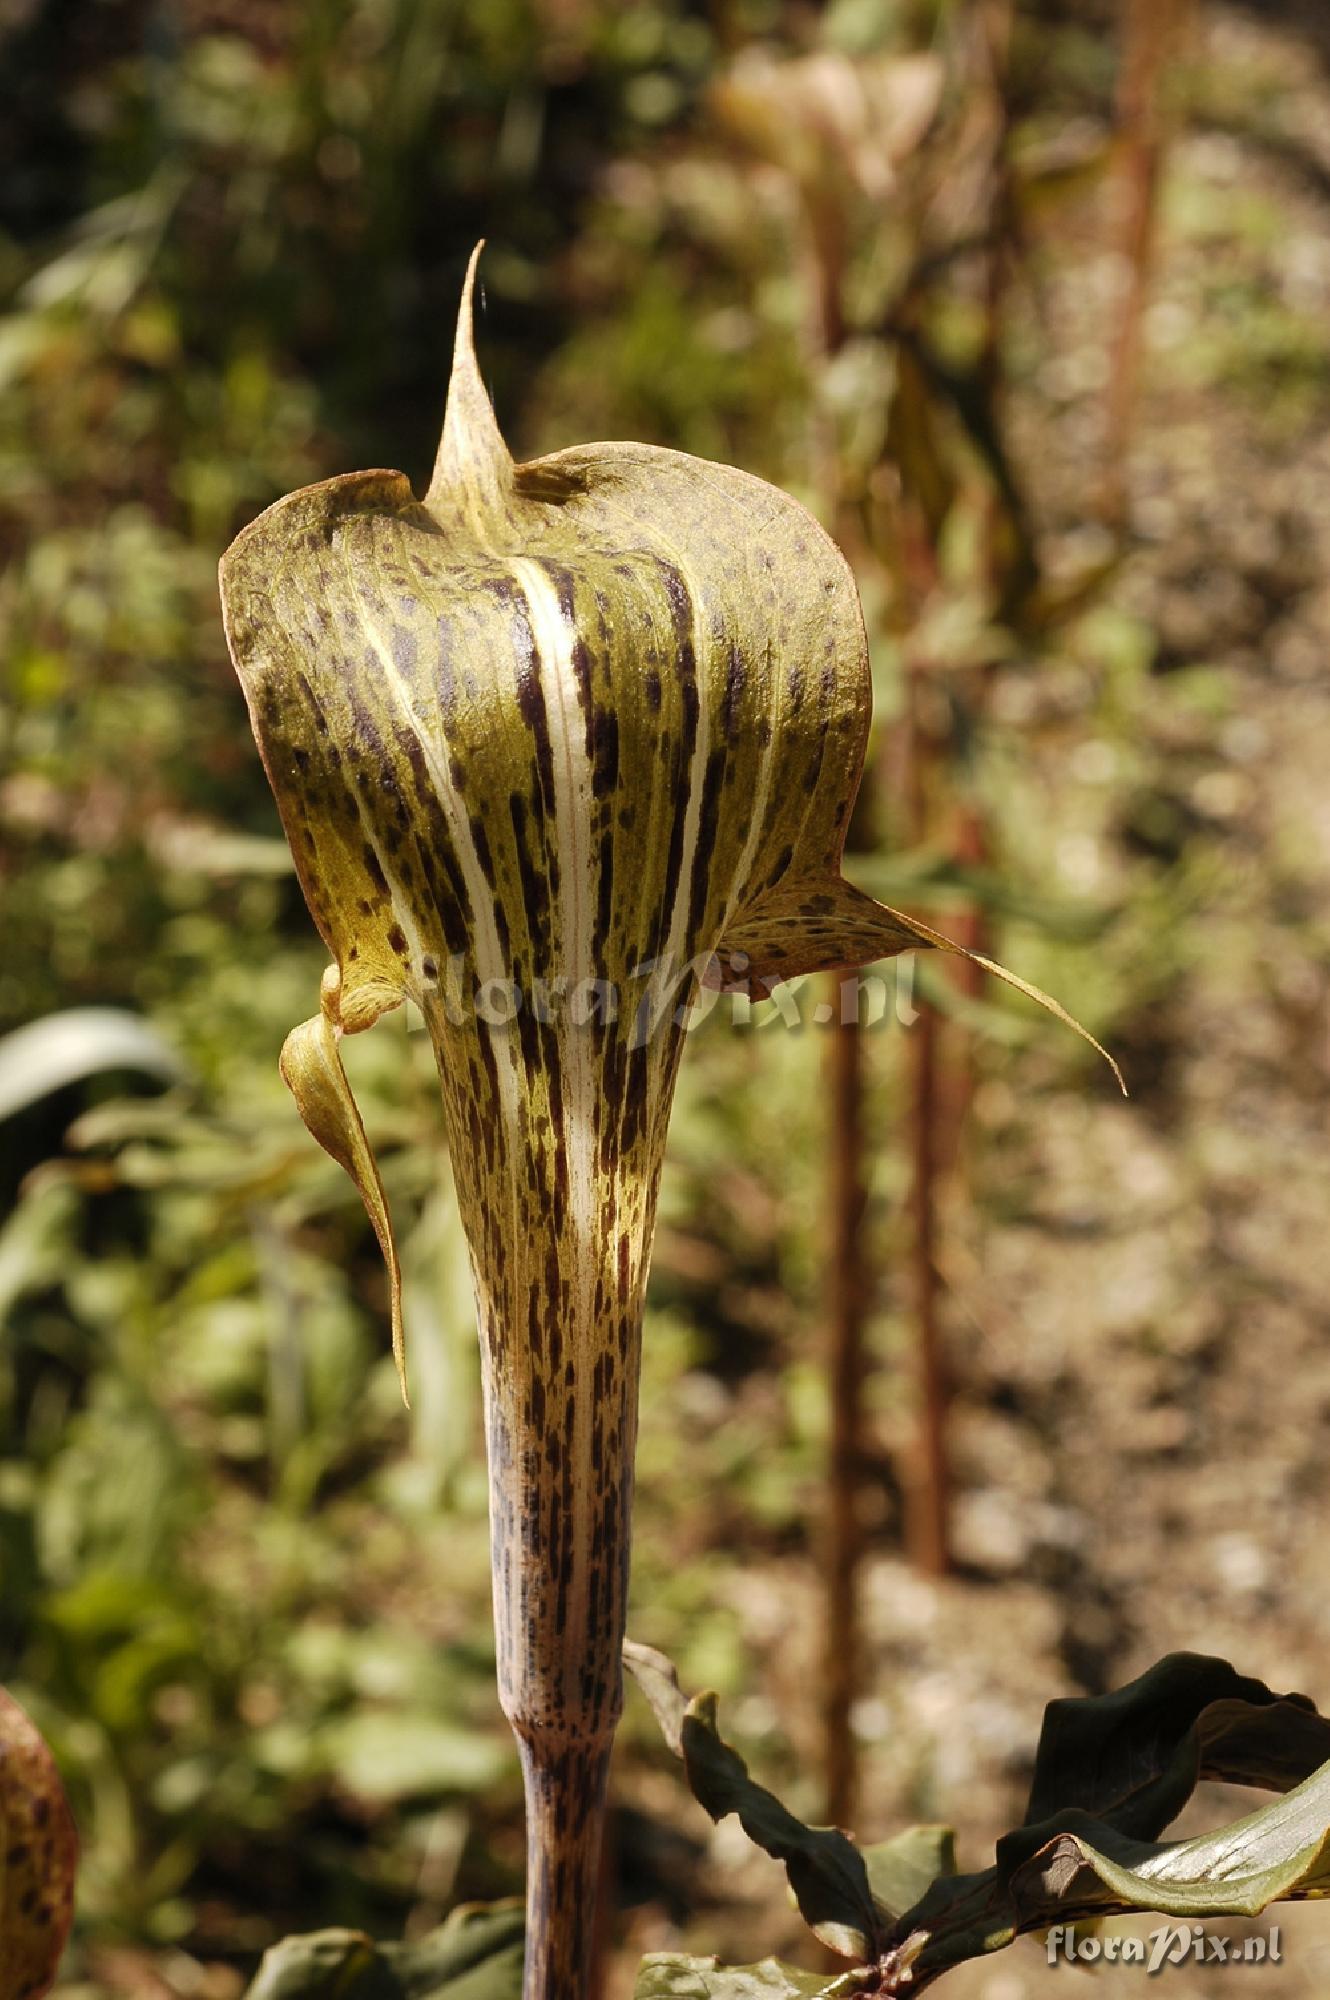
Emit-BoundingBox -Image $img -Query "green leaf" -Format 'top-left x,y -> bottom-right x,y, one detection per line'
633,1955 -> 851,1999
1048,1766 -> 1330,1917
243,1931 -> 395,2000
630,1644 -> 1330,1997
1022,1652 -> 1330,1839
0,1685 -> 78,2000
0,1008 -> 187,1122
386,1907 -> 525,2000
860,1825 -> 956,1923
876,1655 -> 1330,1993
625,1641 -> 883,1959
318,1709 -> 512,1803
880,1768 -> 1330,1992
243,1906 -> 525,2000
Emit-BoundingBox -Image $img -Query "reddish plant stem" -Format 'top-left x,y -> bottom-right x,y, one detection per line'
824,980 -> 868,1826
940,804 -> 989,1175
1103,0 -> 1191,526
895,491 -> 953,1578
900,637 -> 952,1581
907,988 -> 948,1578
797,158 -> 873,1832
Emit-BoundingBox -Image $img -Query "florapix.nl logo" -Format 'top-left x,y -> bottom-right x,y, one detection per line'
401,949 -> 922,1043
1046,1923 -> 1283,1975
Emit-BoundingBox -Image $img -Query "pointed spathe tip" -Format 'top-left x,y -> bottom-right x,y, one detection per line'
427,239 -> 513,522
457,239 -> 485,365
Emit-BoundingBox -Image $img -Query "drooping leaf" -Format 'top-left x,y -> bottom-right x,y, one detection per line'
880,1765 -> 1330,1993
625,1641 -> 883,1960
0,1687 -> 78,2000
630,1643 -> 1330,1997
623,1638 -> 687,1755
243,1906 -> 525,2000
681,1693 -> 880,1960
1022,1652 -> 1330,1839
876,1656 -> 1330,1993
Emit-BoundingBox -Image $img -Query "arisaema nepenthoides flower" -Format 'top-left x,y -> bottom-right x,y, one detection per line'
219,245 -> 1117,2000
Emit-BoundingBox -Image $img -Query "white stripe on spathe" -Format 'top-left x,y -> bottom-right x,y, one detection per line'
508,555 -> 599,1245
342,540 -> 523,1133
508,558 -> 603,1703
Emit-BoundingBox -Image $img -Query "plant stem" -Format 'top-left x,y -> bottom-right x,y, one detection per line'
515,1733 -> 614,2000
479,1305 -> 638,2000
907,991 -> 949,1578
901,643 -> 951,1579
425,971 -> 678,1997
824,987 -> 867,1828
799,161 -> 872,1833
1103,0 -> 1192,526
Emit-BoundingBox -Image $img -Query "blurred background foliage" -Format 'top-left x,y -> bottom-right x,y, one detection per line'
6,0 -> 1330,1993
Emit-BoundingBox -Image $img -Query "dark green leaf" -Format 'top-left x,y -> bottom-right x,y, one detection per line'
877,1657 -> 1330,1993
1023,1653 -> 1330,1839
626,1641 -> 882,1959
881,1765 -> 1330,1992
631,1644 -> 1330,1997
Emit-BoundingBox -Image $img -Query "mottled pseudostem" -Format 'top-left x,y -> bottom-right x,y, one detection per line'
422,970 -> 684,2000
219,244 -> 1121,2000
518,1737 -> 614,2000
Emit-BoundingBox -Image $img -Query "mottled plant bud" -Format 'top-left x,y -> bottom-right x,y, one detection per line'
0,1686 -> 77,2000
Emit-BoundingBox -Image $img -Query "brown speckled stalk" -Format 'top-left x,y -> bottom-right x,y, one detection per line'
516,1738 -> 613,1999
423,973 -> 687,1999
